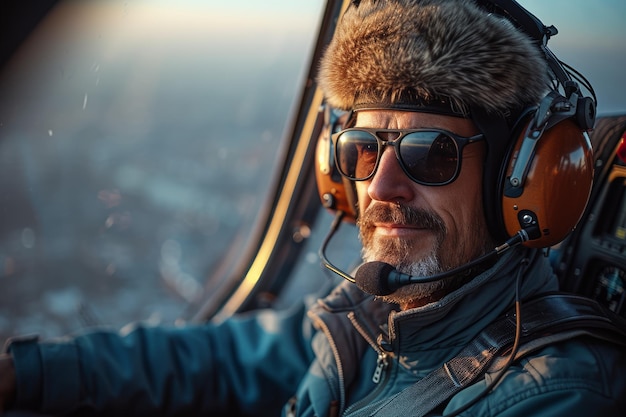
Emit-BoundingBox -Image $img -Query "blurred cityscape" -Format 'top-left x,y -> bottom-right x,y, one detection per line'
0,0 -> 322,341
1,0 -> 626,343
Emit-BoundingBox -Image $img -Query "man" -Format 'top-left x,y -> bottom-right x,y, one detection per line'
1,0 -> 625,416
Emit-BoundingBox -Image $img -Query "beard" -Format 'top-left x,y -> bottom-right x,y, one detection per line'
358,203 -> 492,308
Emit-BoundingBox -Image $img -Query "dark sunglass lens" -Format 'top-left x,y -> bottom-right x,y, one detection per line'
400,132 -> 458,184
336,130 -> 379,180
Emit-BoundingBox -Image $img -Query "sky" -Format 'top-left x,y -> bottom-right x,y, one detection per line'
5,0 -> 622,114
517,0 -> 626,115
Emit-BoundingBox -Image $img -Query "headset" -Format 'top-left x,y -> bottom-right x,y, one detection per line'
315,0 -> 596,249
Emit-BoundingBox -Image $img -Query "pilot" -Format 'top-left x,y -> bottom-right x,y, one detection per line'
1,1 -> 625,416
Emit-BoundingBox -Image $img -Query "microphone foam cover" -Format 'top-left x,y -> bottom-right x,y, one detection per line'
355,261 -> 396,296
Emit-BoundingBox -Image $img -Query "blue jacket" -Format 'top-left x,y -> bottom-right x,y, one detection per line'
7,247 -> 626,416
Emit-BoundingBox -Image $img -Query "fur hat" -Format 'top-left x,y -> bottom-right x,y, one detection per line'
318,0 -> 550,117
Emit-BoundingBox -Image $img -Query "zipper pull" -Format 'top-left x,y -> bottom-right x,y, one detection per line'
372,353 -> 388,383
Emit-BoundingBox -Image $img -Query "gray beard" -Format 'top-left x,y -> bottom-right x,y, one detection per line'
359,204 -> 451,306
361,242 -> 453,307
358,204 -> 488,308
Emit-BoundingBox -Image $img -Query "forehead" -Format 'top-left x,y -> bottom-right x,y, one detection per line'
354,110 -> 479,136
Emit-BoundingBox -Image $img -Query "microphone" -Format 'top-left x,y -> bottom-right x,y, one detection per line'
354,230 -> 530,296
355,255 -> 495,296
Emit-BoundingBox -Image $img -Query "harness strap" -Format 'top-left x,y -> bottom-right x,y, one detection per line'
350,293 -> 626,417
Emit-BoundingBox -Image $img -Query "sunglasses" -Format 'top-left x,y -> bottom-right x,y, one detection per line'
332,128 -> 484,186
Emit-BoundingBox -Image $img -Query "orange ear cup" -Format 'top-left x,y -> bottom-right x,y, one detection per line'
315,123 -> 358,221
502,118 -> 594,248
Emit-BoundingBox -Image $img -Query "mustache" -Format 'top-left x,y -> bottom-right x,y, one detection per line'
358,203 -> 446,233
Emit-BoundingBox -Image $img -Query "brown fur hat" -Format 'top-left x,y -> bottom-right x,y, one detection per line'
318,0 -> 550,117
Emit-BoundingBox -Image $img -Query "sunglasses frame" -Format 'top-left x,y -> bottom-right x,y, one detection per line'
331,127 -> 484,186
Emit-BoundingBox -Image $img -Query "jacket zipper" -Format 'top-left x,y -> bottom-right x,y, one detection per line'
371,352 -> 389,384
347,312 -> 389,380
343,312 -> 393,415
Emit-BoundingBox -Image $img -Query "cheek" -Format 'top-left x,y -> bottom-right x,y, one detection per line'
446,176 -> 483,218
449,147 -> 486,215
437,155 -> 491,253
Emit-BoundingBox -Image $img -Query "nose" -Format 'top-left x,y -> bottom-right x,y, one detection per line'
367,145 -> 416,203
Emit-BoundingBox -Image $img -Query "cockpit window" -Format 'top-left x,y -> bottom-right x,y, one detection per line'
0,0 -> 324,339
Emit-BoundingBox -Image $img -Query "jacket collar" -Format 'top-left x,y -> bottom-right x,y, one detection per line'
384,247 -> 558,369
310,247 -> 558,376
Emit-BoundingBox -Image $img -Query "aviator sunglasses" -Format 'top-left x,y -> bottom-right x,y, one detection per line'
332,127 -> 484,186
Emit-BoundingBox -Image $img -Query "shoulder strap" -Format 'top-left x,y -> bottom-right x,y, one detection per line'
353,293 -> 626,417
